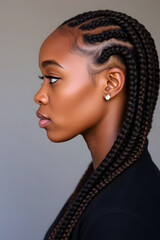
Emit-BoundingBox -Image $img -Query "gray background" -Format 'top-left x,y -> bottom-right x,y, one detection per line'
0,0 -> 160,239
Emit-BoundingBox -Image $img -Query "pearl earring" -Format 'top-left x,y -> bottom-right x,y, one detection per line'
105,94 -> 111,101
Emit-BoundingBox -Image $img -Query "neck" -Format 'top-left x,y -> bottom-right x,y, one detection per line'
82,93 -> 126,170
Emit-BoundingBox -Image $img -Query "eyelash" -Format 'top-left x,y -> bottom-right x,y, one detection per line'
39,75 -> 61,85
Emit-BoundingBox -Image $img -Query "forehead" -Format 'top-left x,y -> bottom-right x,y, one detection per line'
39,29 -> 71,62
39,27 -> 90,72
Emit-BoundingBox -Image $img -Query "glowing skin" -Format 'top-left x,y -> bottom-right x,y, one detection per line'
34,27 -> 127,170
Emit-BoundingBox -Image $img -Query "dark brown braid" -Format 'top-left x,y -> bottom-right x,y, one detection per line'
47,10 -> 159,240
83,28 -> 128,43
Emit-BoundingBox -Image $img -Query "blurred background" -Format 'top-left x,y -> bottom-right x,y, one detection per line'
0,0 -> 160,239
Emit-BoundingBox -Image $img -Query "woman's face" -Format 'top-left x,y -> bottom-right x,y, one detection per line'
34,28 -> 107,142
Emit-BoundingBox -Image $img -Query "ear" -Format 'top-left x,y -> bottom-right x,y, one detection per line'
102,67 -> 125,100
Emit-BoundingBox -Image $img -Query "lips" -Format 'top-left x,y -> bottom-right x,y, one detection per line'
36,111 -> 51,128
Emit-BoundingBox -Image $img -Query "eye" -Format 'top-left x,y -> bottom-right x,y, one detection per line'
38,75 -> 61,85
46,75 -> 61,85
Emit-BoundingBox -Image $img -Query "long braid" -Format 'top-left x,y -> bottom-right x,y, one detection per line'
48,10 -> 159,240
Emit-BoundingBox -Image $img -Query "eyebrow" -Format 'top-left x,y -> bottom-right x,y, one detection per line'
41,60 -> 64,69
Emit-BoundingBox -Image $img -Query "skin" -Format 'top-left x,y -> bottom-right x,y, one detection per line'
34,26 -> 127,170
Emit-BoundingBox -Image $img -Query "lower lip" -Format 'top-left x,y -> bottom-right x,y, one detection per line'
39,119 -> 51,128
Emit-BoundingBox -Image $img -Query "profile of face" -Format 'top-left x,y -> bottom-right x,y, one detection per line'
34,26 -> 126,143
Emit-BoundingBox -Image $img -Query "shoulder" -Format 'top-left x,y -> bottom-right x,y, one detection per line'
86,146 -> 160,218
77,212 -> 147,240
71,145 -> 160,240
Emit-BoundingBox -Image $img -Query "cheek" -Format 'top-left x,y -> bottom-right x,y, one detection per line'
48,78 -> 105,141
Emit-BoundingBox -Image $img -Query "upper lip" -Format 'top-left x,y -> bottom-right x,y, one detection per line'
36,110 -> 50,120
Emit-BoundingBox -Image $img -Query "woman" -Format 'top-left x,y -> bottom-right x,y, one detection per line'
34,9 -> 160,240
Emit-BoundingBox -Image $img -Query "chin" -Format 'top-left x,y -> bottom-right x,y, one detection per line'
46,130 -> 76,143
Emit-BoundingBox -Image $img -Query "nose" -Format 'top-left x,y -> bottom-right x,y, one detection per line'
34,88 -> 49,105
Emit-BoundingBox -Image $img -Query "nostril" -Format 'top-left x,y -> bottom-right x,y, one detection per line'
38,100 -> 43,104
34,93 -> 49,105
40,94 -> 49,104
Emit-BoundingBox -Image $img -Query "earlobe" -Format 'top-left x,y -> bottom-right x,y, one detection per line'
104,68 -> 125,100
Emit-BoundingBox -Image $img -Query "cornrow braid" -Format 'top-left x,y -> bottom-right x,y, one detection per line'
48,10 -> 159,240
83,28 -> 128,43
79,17 -> 115,30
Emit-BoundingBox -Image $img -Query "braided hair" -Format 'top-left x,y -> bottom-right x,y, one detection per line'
47,9 -> 159,240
